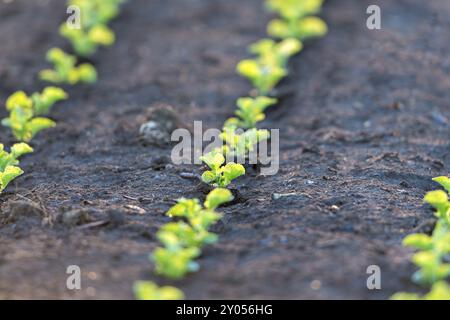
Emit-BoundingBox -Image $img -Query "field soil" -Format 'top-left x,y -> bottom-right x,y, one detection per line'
0,0 -> 449,299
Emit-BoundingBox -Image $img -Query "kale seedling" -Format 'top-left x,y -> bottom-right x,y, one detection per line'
2,91 -> 58,142
249,38 -> 303,68
60,24 -> 115,57
0,142 -> 33,192
266,0 -> 324,21
152,188 -> 234,279
224,96 -> 278,129
40,48 -> 97,85
268,16 -> 328,40
31,87 -> 68,115
200,151 -> 245,188
391,281 -> 450,300
134,281 -> 184,300
219,127 -> 270,160
237,58 -> 287,96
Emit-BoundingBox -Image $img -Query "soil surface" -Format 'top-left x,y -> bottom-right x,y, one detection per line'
0,0 -> 449,299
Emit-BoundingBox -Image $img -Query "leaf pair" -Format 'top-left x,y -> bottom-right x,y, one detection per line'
2,89 -> 67,142
266,0 -> 325,21
152,188 -> 234,279
224,96 -> 278,130
60,24 -> 115,57
0,143 -> 33,192
134,281 -> 184,300
250,38 -> 303,68
237,59 -> 287,96
200,152 -> 245,188
40,48 -> 97,85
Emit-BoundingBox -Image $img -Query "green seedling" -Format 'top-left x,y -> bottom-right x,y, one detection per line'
433,176 -> 450,194
134,281 -> 184,300
152,246 -> 200,279
237,59 -> 287,95
40,48 -> 97,85
424,190 -> 450,224
2,91 -> 57,142
157,221 -> 218,249
219,127 -> 270,160
403,221 -> 450,285
153,189 -> 234,279
249,38 -> 303,68
31,87 -> 68,115
224,96 -> 278,129
391,281 -> 450,300
0,143 -> 33,192
60,24 -> 115,57
200,151 -> 245,188
69,0 -> 125,28
268,16 -> 328,40
266,0 -> 324,21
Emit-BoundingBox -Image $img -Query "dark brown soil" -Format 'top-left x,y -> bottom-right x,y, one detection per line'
0,0 -> 449,299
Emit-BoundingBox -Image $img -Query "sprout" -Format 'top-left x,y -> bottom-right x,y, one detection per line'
134,281 -> 184,300
152,189 -> 233,279
249,38 -> 303,68
0,143 -> 33,192
268,16 -> 328,40
40,48 -> 97,85
2,89 -> 67,141
266,0 -> 325,21
237,58 -> 287,96
200,151 -> 245,188
225,96 -> 278,129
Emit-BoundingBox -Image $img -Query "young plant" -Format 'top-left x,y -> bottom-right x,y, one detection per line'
152,188 -> 234,279
0,143 -> 33,192
219,127 -> 270,160
224,96 -> 278,129
249,38 -> 303,68
69,0 -> 125,28
39,48 -> 97,85
403,221 -> 450,285
60,24 -> 115,57
267,16 -> 328,40
266,0 -> 325,21
237,58 -> 287,96
134,281 -> 184,300
31,87 -> 68,115
2,91 -> 58,142
391,281 -> 450,300
200,151 -> 245,188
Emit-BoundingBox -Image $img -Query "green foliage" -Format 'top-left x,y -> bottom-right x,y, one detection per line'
237,59 -> 287,96
134,281 -> 184,300
266,0 -> 324,21
60,24 -> 115,57
250,38 -> 303,68
69,0 -> 125,28
2,90 -> 65,142
391,281 -> 450,300
219,127 -> 270,160
31,87 -> 68,115
392,177 -> 450,299
268,16 -> 328,40
40,48 -> 97,85
200,151 -> 245,188
0,143 -> 33,192
224,96 -> 278,129
151,189 -> 233,279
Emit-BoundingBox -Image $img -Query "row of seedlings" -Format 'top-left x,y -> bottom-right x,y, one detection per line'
134,0 -> 328,300
0,0 -> 125,193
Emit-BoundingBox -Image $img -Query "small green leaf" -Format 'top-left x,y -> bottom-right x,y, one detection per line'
0,165 -> 24,192
204,188 -> 234,210
403,233 -> 433,250
433,176 -> 450,194
134,281 -> 184,300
